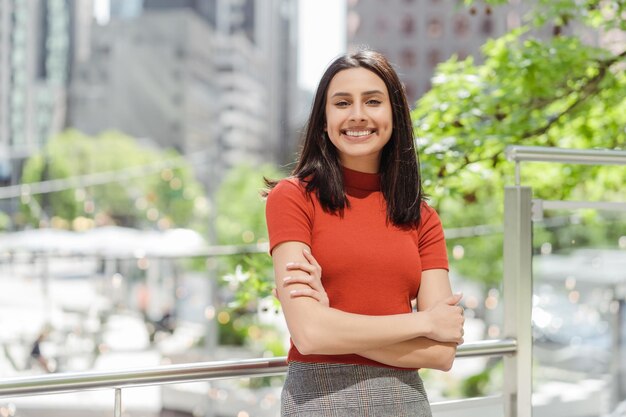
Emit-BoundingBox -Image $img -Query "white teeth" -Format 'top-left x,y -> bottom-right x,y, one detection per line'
345,130 -> 372,137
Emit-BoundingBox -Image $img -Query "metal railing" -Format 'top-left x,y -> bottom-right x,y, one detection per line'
0,338 -> 516,399
506,145 -> 626,168
503,145 -> 626,417
0,339 -> 517,417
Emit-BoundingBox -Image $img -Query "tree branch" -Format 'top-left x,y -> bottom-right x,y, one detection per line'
520,48 -> 626,139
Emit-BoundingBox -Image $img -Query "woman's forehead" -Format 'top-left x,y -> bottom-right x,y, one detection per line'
327,67 -> 388,96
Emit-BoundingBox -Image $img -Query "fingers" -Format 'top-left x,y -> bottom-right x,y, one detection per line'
457,326 -> 465,345
428,298 -> 465,343
285,250 -> 322,277
283,275 -> 322,291
289,288 -> 324,303
285,261 -> 318,276
444,293 -> 463,305
302,249 -> 321,268
284,251 -> 324,294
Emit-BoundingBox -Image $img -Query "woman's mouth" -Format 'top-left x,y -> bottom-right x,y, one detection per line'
341,129 -> 375,141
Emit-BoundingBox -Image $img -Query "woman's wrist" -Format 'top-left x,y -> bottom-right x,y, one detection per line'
413,310 -> 432,339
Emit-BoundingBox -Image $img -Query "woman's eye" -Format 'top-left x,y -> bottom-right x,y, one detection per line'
367,99 -> 382,105
335,101 -> 350,107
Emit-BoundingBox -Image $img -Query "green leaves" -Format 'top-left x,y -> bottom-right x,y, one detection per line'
413,1 -> 626,287
19,129 -> 206,229
215,164 -> 287,310
215,164 -> 284,246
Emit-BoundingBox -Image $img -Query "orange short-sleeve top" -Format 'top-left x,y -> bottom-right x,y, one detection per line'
265,166 -> 449,368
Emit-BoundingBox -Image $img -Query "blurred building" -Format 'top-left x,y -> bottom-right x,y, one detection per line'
110,0 -> 144,20
0,0 -> 87,216
346,0 -> 528,104
141,0 -> 300,166
69,0 -> 299,189
0,0 -> 72,177
346,0 -> 624,105
68,10 -> 219,156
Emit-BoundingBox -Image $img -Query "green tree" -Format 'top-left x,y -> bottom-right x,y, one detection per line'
414,0 -> 626,288
19,129 -> 207,230
215,164 -> 285,246
215,164 -> 286,308
213,164 -> 287,352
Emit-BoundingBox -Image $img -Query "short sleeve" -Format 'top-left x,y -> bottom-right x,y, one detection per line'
417,203 -> 449,271
265,179 -> 314,254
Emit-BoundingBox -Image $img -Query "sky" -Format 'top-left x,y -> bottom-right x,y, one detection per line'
297,0 -> 347,92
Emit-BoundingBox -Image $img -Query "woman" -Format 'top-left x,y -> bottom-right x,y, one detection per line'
265,50 -> 464,417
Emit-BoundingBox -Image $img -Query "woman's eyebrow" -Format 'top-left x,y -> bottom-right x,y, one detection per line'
330,89 -> 385,98
330,91 -> 351,98
362,90 -> 385,96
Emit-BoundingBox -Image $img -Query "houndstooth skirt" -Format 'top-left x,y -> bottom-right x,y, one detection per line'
281,361 -> 432,417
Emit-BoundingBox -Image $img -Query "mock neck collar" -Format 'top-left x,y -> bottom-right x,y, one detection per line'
342,166 -> 381,191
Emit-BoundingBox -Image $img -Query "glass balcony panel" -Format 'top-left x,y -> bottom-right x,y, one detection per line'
532,208 -> 626,417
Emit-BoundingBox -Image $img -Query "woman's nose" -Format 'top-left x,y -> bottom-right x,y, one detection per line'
349,103 -> 366,121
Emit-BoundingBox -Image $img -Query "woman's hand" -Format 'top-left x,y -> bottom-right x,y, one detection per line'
278,249 -> 329,307
423,294 -> 465,345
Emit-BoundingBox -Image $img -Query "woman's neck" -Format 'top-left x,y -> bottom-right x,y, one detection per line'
339,156 -> 380,174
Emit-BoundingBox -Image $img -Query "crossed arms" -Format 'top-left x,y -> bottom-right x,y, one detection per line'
271,241 -> 465,371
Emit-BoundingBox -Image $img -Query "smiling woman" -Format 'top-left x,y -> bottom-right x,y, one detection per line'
264,50 -> 464,417
324,67 -> 393,173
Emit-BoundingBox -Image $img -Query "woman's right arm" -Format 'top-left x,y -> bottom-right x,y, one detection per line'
272,241 -> 463,355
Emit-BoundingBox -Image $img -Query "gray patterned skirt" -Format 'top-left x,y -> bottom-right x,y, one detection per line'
281,361 -> 432,417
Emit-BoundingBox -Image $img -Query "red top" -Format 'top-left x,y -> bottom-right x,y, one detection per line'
265,167 -> 449,369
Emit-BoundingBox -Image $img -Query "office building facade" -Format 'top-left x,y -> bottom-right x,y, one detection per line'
0,0 -> 73,184
346,0 -> 527,104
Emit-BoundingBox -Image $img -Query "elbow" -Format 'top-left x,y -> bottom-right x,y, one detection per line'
437,347 -> 457,372
284,304 -> 334,355
438,356 -> 454,372
286,305 -> 343,355
290,325 -> 328,355
291,332 -> 315,355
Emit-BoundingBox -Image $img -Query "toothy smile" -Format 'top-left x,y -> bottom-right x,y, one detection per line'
343,129 -> 374,137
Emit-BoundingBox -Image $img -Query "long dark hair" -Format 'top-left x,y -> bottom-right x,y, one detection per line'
267,50 -> 424,228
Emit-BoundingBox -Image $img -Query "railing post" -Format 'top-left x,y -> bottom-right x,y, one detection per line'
114,388 -> 122,417
503,186 -> 533,417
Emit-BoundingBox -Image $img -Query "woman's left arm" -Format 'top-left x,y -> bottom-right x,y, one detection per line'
357,269 -> 461,370
283,265 -> 463,370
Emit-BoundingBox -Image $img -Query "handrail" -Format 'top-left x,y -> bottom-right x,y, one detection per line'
455,337 -> 517,358
506,146 -> 626,166
0,338 -> 516,398
506,146 -> 626,186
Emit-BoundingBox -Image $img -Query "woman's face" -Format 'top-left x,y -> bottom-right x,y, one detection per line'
324,67 -> 393,173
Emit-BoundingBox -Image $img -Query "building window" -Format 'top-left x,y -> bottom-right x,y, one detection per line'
400,48 -> 416,68
428,49 -> 441,69
401,16 -> 415,36
427,18 -> 443,39
481,18 -> 494,35
454,15 -> 470,37
404,82 -> 416,101
456,49 -> 469,60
